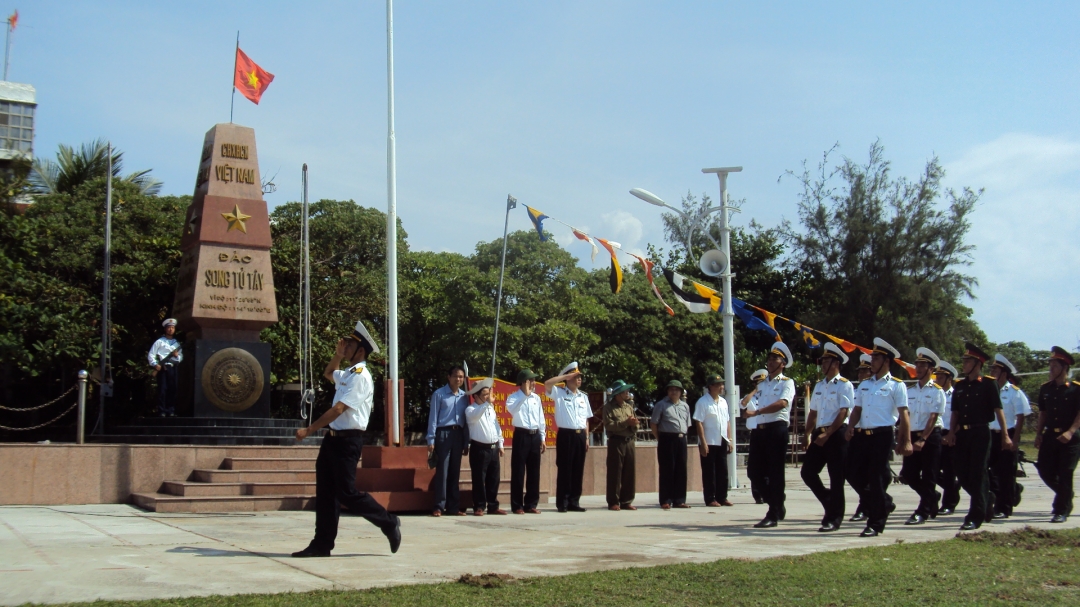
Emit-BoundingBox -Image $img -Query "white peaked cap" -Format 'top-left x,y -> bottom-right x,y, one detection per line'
821,342 -> 849,364
915,347 -> 941,367
872,337 -> 900,359
559,361 -> 580,376
351,320 -> 380,355
937,360 -> 958,377
993,353 -> 1018,376
769,341 -> 794,368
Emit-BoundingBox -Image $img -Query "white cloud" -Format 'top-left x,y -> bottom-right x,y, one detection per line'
946,133 -> 1080,349
600,210 -> 646,261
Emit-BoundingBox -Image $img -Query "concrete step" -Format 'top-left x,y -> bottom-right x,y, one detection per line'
355,468 -> 436,492
161,481 -> 318,497
222,457 -> 317,471
192,469 -> 316,483
131,492 -> 315,513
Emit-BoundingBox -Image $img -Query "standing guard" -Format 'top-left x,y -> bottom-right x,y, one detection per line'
148,318 -> 183,417
292,321 -> 401,557
943,342 -> 1011,531
1034,347 -> 1080,524
935,360 -> 961,515
901,347 -> 946,525
545,362 -> 592,513
801,342 -> 854,532
745,342 -> 796,528
988,353 -> 1031,519
845,338 -> 911,537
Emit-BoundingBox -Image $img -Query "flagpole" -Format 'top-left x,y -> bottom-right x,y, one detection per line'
386,0 -> 401,446
3,15 -> 12,81
94,144 -> 114,435
490,194 -> 516,378
229,31 -> 239,123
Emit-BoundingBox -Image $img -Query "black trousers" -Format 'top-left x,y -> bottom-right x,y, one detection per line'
849,428 -> 894,532
1036,431 -> 1080,516
311,435 -> 396,552
745,436 -> 764,502
656,433 -> 688,506
901,429 -> 942,517
954,425 -> 992,525
157,364 -> 178,415
699,438 -> 730,504
801,426 -> 848,526
749,421 -> 788,520
433,425 -> 464,514
510,429 -> 542,511
988,428 -> 1019,516
468,440 -> 501,512
938,442 -> 962,510
555,428 -> 588,509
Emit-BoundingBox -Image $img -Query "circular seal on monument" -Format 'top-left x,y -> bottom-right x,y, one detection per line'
201,348 -> 264,412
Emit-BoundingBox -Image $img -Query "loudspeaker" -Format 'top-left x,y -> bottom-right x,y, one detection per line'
699,249 -> 728,277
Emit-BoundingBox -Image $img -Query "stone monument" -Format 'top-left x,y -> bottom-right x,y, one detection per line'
173,123 -> 278,418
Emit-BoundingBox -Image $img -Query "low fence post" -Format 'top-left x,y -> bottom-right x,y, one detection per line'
77,370 -> 88,444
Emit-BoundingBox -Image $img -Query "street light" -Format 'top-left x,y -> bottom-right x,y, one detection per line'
630,165 -> 742,488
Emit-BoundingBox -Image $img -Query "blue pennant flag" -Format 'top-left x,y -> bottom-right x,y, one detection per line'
524,205 -> 549,242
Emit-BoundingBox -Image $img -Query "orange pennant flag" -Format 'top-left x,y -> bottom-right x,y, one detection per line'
8,10 -> 16,31
234,48 -> 275,105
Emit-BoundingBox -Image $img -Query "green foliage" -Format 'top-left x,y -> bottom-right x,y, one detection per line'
30,139 -> 163,196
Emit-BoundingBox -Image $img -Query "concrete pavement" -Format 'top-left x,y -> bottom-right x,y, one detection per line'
2,466 -> 1076,605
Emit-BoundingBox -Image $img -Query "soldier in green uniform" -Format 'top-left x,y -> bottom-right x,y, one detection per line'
942,342 -> 1012,531
1034,346 -> 1080,524
604,380 -> 639,511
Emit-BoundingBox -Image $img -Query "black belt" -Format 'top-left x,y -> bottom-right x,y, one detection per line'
607,434 -> 634,441
858,426 -> 893,435
814,424 -> 846,435
326,429 -> 363,438
756,420 -> 787,429
437,424 -> 462,430
658,431 -> 685,438
1046,427 -> 1073,435
470,440 -> 499,449
558,428 -> 586,434
514,427 -> 540,435
958,423 -> 988,431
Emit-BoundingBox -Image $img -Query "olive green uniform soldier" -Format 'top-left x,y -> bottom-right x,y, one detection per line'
604,380 -> 638,511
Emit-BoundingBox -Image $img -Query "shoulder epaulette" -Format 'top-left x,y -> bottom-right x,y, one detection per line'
839,377 -> 850,383
1072,381 -> 1080,387
929,381 -> 940,389
891,377 -> 903,382
777,374 -> 788,381
1008,384 -> 1020,391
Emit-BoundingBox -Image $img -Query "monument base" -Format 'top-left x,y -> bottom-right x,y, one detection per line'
179,340 -> 271,418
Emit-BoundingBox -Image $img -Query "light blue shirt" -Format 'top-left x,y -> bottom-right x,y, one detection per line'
426,384 -> 470,445
855,373 -> 908,428
809,375 -> 854,427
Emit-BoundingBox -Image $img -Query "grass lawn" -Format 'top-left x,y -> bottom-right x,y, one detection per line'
47,527 -> 1080,607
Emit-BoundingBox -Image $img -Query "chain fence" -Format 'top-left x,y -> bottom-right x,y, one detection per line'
0,379 -> 86,432
0,383 -> 78,411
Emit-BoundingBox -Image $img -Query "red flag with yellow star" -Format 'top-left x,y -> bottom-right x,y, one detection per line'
234,48 -> 274,105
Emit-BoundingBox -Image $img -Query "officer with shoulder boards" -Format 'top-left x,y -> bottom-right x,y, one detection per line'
292,320 -> 401,557
1034,346 -> 1080,524
988,353 -> 1031,519
901,347 -> 946,525
942,342 -> 1011,531
745,342 -> 796,528
935,360 -> 962,515
845,338 -> 911,537
801,342 -> 854,532
545,361 -> 592,513
740,368 -> 769,505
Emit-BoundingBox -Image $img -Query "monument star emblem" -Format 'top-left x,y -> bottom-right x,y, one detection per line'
221,204 -> 252,233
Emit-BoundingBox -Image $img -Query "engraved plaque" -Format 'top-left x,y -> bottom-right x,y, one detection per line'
200,347 -> 265,412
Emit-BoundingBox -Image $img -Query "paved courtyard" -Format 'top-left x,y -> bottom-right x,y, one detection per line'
2,466 -> 1077,606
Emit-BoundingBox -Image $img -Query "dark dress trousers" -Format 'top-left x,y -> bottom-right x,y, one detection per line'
313,434 -> 397,552
510,429 -> 543,511
469,440 -> 501,512
1036,380 -> 1080,517
900,429 -> 943,517
802,427 -> 849,526
950,376 -> 1003,525
699,437 -> 730,504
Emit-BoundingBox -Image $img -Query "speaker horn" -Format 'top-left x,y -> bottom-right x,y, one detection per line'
699,249 -> 728,277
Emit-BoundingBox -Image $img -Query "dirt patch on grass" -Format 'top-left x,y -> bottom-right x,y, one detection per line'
956,526 -> 1080,550
458,573 -> 516,588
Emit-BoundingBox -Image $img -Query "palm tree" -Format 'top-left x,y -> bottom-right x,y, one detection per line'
29,139 -> 163,195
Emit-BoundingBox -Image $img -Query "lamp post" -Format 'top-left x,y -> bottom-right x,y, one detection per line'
630,165 -> 742,487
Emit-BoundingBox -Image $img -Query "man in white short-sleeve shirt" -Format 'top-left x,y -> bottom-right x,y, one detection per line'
801,342 -> 854,532
694,374 -> 732,507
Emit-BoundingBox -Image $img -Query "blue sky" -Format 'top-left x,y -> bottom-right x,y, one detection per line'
13,1 -> 1080,351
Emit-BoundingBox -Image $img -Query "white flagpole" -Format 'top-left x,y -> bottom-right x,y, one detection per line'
386,0 -> 401,445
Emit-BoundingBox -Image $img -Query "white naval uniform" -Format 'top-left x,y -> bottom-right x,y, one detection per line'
809,376 -> 854,428
756,374 -> 795,424
855,373 -> 908,428
328,361 -> 373,431
147,336 -> 183,366
989,383 -> 1032,431
907,380 -> 946,432
549,385 -> 591,430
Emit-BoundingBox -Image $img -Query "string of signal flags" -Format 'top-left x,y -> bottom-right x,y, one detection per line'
522,204 -> 919,378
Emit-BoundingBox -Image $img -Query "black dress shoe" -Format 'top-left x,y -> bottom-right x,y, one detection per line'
557,508 -> 568,513
753,517 -> 778,528
383,516 -> 401,554
292,546 -> 331,558
818,522 -> 839,533
850,511 -> 867,522
859,527 -> 879,537
568,506 -> 587,512
1050,514 -> 1068,524
905,513 -> 926,526
939,507 -> 954,516
887,502 -> 896,515
779,506 -> 787,521
959,520 -> 980,531
992,512 -> 1008,519
754,498 -> 765,504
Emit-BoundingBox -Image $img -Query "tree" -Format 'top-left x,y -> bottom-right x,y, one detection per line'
30,139 -> 163,196
781,141 -> 986,361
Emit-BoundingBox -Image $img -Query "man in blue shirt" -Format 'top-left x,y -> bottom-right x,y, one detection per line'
427,365 -> 471,517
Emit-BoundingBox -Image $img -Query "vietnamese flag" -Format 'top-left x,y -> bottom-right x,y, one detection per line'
234,48 -> 274,105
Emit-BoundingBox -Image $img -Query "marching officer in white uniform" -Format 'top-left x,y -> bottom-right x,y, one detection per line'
845,338 -> 912,537
147,318 -> 183,417
901,347 -> 946,525
802,342 -> 854,532
745,342 -> 796,528
988,353 -> 1031,518
545,362 -> 593,513
293,320 -> 401,557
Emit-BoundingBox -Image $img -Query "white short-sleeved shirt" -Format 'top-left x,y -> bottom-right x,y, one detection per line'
693,393 -> 730,445
855,373 -> 908,429
990,383 -> 1033,430
548,385 -> 592,430
465,402 -> 504,446
756,374 -> 795,424
941,387 -> 954,431
743,393 -> 760,430
506,389 -> 546,441
907,380 -> 946,431
328,361 -> 374,431
809,376 -> 854,427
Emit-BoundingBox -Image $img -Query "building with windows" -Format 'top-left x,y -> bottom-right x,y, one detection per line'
0,80 -> 35,211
